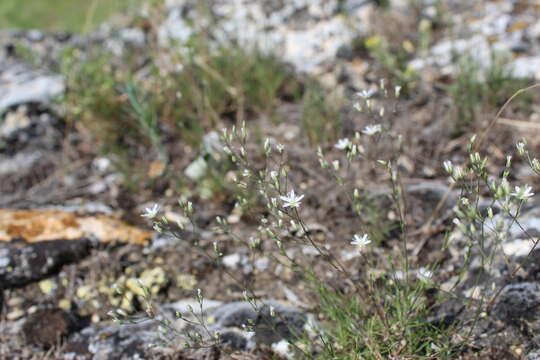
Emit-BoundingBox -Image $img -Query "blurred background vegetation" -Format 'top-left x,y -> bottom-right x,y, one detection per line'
0,0 -> 140,33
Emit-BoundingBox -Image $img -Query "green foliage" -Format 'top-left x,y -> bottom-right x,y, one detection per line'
60,37 -> 295,191
124,82 -> 165,161
159,40 -> 291,146
0,0 -> 139,33
301,270 -> 453,359
364,35 -> 418,92
449,53 -> 532,133
61,48 -> 141,149
301,84 -> 343,146
448,56 -> 485,132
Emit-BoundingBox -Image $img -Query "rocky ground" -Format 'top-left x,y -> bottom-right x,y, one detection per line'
3,0 -> 540,359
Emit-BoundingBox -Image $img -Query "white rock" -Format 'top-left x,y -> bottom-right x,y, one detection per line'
0,64 -> 65,112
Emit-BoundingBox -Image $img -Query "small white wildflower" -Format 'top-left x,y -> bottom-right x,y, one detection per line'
263,138 -> 271,153
197,288 -> 203,302
276,143 -> 284,153
516,141 -> 526,156
141,204 -> 160,219
469,152 -> 481,165
394,85 -> 402,97
365,99 -> 372,109
335,138 -> 351,150
349,144 -> 358,156
379,107 -> 385,117
511,185 -> 534,201
280,189 -> 305,209
353,102 -> 362,112
351,234 -> 371,250
452,166 -> 464,180
417,267 -> 433,281
532,158 -> 540,172
356,88 -> 376,99
362,124 -> 382,136
443,160 -> 453,174
332,160 -> 340,171
506,155 -> 512,168
187,201 -> 193,213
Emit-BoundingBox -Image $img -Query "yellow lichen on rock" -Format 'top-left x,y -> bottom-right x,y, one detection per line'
0,209 -> 151,245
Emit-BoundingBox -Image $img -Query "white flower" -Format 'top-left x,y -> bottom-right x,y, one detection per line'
443,160 -> 453,174
280,189 -> 305,209
334,138 -> 351,150
511,185 -> 534,201
532,158 -> 540,172
516,141 -> 526,156
394,85 -> 402,97
417,267 -> 433,281
362,124 -> 382,136
356,88 -> 376,99
506,155 -> 512,168
351,234 -> 371,250
141,204 -> 160,219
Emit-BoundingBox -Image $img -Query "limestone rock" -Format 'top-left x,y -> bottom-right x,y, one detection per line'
0,209 -> 152,245
0,62 -> 64,113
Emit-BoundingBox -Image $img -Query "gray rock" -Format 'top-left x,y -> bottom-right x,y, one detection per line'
527,350 -> 540,360
22,307 -> 82,348
0,62 -> 65,112
26,30 -> 45,43
64,322 -> 157,360
493,282 -> 540,324
0,239 -> 93,289
210,300 -> 308,345
158,0 -> 369,75
218,329 -> 248,350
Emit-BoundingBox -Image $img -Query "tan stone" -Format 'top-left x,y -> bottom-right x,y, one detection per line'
0,209 -> 151,245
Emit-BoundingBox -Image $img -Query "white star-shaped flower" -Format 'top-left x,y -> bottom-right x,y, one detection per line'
280,189 -> 304,209
362,124 -> 382,136
417,267 -> 433,281
141,204 -> 160,219
511,185 -> 534,201
351,234 -> 371,250
356,88 -> 376,99
335,138 -> 351,150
